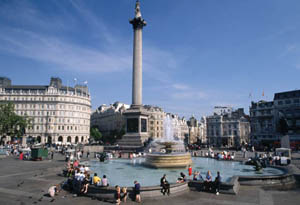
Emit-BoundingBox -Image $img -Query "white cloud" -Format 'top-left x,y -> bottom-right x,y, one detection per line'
280,44 -> 297,57
0,29 -> 131,73
172,83 -> 189,90
171,91 -> 207,100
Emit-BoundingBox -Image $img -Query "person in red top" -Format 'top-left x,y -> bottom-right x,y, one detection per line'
19,152 -> 24,160
188,165 -> 192,178
73,160 -> 79,168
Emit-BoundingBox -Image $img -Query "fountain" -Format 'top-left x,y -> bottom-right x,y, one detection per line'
144,115 -> 192,168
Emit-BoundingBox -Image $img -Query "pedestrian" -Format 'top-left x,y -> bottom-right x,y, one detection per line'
214,171 -> 221,195
51,151 -> 54,160
19,152 -> 24,160
160,174 -> 170,195
134,180 -> 141,203
114,185 -> 121,205
188,165 -> 192,178
87,151 -> 90,158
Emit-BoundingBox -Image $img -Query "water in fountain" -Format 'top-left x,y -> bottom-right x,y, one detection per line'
145,115 -> 192,168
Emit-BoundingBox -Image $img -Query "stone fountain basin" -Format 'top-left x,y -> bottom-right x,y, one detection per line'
145,153 -> 192,168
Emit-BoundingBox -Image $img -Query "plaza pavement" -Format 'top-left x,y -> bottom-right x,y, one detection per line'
0,153 -> 300,205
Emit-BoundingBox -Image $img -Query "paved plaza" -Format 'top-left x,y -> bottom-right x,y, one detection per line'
0,153 -> 300,205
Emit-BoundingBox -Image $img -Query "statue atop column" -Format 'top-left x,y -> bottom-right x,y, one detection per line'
130,0 -> 146,29
135,0 -> 142,18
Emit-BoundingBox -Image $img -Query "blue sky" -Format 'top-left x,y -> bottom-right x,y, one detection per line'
1,0 -> 300,119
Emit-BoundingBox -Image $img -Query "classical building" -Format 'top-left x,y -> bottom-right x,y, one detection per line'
91,102 -> 130,136
206,108 -> 250,147
249,100 -> 275,146
273,90 -> 300,147
249,90 -> 300,148
0,77 -> 91,145
144,105 -> 165,139
91,102 -> 190,143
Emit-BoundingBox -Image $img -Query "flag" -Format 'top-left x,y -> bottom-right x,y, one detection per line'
249,92 -> 252,98
262,90 -> 264,97
83,81 -> 88,85
74,78 -> 77,82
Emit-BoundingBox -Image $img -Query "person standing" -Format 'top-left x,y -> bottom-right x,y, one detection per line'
134,180 -> 141,203
51,151 -> 54,160
87,151 -> 90,158
214,171 -> 221,195
160,174 -> 170,195
19,152 -> 24,160
188,165 -> 192,179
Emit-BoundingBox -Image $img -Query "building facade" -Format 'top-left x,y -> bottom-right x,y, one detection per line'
91,102 -> 130,137
91,102 -> 189,143
0,77 -> 91,145
249,90 -> 300,149
249,100 -> 275,146
206,108 -> 250,147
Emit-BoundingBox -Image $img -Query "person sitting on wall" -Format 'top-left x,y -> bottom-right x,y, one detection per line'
204,170 -> 213,191
93,173 -> 101,186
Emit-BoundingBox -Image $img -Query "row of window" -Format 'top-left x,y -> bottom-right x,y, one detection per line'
277,98 -> 300,105
16,110 -> 90,119
14,103 -> 89,111
1,96 -> 90,105
31,117 -> 89,124
28,125 -> 89,131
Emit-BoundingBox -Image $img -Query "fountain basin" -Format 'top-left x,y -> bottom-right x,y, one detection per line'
88,157 -> 286,187
145,153 -> 192,168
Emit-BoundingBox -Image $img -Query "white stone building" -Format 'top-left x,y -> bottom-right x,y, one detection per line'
91,102 -> 130,136
0,77 -> 91,145
206,108 -> 250,147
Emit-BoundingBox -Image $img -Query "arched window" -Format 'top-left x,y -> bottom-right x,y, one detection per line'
58,136 -> 63,142
67,136 -> 71,142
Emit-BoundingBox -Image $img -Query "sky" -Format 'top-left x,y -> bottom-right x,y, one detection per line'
0,0 -> 300,119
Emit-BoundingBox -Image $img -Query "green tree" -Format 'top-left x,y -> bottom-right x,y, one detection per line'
90,127 -> 102,142
0,102 -> 30,139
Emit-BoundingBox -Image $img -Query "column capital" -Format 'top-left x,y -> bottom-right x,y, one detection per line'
130,17 -> 147,30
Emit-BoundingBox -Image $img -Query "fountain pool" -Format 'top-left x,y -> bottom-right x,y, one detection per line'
88,157 -> 285,187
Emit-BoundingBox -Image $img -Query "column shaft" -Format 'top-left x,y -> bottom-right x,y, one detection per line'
132,28 -> 143,106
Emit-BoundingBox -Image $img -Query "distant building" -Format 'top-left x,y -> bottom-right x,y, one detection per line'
0,77 -> 91,145
92,102 -> 189,143
90,102 -> 130,137
144,105 -> 165,139
249,100 -> 275,146
206,108 -> 250,147
249,90 -> 300,149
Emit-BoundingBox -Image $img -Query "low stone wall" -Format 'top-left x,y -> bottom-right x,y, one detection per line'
188,176 -> 240,195
86,182 -> 189,201
83,145 -> 104,153
237,166 -> 296,189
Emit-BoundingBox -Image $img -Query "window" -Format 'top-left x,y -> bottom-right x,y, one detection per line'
285,100 -> 291,104
278,101 -> 283,105
294,99 -> 300,104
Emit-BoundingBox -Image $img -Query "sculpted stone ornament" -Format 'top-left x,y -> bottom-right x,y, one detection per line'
135,0 -> 142,18
130,0 -> 146,29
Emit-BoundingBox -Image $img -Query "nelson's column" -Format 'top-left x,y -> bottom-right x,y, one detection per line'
118,0 -> 149,149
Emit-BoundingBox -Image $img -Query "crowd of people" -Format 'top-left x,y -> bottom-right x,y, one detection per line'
63,158 -> 110,197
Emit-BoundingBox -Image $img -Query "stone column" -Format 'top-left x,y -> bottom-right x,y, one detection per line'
132,28 -> 143,107
130,1 -> 146,109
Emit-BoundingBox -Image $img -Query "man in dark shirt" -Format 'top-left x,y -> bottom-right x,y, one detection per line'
134,180 -> 141,202
214,171 -> 221,195
160,174 -> 170,195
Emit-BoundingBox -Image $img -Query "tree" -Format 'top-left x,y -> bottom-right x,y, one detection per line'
90,127 -> 102,142
0,102 -> 30,139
